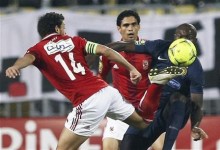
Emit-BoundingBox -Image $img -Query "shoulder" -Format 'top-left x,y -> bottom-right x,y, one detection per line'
187,58 -> 204,81
188,58 -> 203,72
145,39 -> 171,45
71,36 -> 87,47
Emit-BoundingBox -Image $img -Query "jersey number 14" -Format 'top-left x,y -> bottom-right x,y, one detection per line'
55,52 -> 85,80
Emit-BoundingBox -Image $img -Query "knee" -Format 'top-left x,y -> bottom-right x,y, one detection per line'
103,138 -> 120,150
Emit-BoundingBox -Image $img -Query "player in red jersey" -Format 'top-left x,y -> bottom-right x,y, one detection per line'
99,10 -> 165,150
5,12 -> 150,150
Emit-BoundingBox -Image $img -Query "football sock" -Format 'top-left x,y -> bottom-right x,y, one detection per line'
138,84 -> 162,120
163,100 -> 186,150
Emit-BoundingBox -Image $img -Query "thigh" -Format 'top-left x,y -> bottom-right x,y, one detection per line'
57,127 -> 88,150
65,87 -> 114,137
102,117 -> 129,150
107,86 -> 135,121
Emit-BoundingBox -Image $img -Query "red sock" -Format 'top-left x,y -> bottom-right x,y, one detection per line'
138,84 -> 163,120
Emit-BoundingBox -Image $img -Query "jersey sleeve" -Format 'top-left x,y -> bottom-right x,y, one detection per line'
98,55 -> 111,80
26,45 -> 42,66
135,39 -> 171,58
188,59 -> 204,94
72,36 -> 87,55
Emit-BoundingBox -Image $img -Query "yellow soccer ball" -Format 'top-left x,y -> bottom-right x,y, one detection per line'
168,38 -> 197,67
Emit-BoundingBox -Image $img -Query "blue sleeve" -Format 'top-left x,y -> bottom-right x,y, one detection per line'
188,59 -> 204,94
134,39 -> 171,58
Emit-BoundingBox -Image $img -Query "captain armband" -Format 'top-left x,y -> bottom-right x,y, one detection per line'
85,41 -> 98,54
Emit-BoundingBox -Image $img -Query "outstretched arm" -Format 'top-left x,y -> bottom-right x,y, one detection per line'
190,93 -> 208,141
5,54 -> 35,78
85,41 -> 142,84
106,41 -> 136,52
97,44 -> 141,84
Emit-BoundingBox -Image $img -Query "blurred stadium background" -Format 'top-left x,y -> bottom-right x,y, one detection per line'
0,0 -> 220,150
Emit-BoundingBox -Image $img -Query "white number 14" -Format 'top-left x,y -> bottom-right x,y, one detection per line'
55,52 -> 85,80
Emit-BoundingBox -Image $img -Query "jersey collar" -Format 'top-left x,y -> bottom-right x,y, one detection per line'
42,33 -> 59,41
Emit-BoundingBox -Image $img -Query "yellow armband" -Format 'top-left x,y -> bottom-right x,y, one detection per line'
85,41 -> 98,54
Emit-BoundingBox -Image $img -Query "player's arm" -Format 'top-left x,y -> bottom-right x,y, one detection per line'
106,39 -> 170,57
190,93 -> 203,128
190,93 -> 208,141
106,41 -> 136,52
5,54 -> 35,78
188,61 -> 208,141
85,41 -> 141,84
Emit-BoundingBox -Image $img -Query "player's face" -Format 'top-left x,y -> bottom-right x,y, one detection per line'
117,16 -> 140,42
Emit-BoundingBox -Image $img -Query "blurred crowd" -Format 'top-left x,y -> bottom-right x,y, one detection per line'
0,0 -> 219,9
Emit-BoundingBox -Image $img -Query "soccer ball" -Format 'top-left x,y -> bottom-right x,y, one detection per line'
168,38 -> 197,67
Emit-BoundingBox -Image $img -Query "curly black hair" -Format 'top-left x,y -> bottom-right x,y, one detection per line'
37,12 -> 64,38
116,10 -> 140,27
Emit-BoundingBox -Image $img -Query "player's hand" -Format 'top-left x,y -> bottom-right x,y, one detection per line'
130,69 -> 142,85
5,66 -> 20,78
191,127 -> 208,141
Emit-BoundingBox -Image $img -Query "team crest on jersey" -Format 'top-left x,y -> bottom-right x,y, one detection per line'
143,60 -> 149,70
44,38 -> 75,55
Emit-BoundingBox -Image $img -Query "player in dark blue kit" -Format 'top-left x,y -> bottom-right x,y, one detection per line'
108,23 -> 208,150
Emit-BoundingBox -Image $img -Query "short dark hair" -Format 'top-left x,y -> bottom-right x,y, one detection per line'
175,23 -> 197,43
116,10 -> 140,26
37,12 -> 64,38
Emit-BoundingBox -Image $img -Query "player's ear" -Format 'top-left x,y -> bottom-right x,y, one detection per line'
55,25 -> 60,33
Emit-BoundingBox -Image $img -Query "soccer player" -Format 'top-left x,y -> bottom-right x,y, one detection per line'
5,12 -> 150,150
99,10 -> 164,150
100,10 -> 186,150
108,23 -> 208,150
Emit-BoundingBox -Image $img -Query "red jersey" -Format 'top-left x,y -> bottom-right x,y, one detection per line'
99,50 -> 152,108
27,33 -> 108,106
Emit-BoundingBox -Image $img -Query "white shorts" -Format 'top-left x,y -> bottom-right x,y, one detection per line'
65,86 -> 135,137
102,117 -> 129,140
102,90 -> 148,140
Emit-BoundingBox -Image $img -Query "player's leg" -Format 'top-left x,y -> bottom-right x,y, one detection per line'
103,137 -> 120,150
57,86 -> 117,150
162,92 -> 190,150
57,127 -> 88,150
138,84 -> 163,121
151,133 -> 165,150
138,66 -> 187,121
121,109 -> 165,150
149,66 -> 187,85
120,126 -> 148,150
123,110 -> 148,129
102,117 -> 129,150
107,86 -> 148,129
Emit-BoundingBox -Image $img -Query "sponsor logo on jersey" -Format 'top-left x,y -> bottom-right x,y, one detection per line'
167,79 -> 181,90
44,38 -> 74,55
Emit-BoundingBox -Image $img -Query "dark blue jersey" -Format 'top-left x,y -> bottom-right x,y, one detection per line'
135,40 -> 204,101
